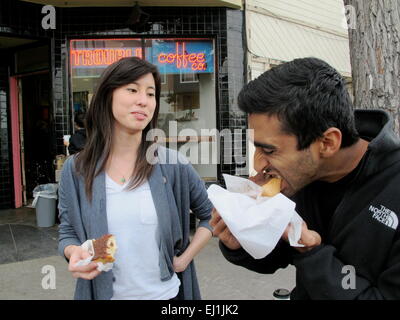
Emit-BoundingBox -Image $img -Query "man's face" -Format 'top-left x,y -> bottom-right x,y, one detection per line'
249,113 -> 320,197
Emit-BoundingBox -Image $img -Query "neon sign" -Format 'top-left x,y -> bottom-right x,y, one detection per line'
71,48 -> 142,67
151,40 -> 213,74
70,39 -> 214,73
157,42 -> 207,71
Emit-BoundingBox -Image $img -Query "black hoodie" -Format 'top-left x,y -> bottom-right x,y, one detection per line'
219,109 -> 400,300
68,129 -> 87,155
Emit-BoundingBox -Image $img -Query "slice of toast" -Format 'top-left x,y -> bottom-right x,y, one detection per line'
261,178 -> 282,197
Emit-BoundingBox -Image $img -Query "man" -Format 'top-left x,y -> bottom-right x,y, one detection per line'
211,57 -> 400,299
68,112 -> 87,155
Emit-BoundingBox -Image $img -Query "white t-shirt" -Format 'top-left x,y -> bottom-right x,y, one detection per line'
105,174 -> 181,300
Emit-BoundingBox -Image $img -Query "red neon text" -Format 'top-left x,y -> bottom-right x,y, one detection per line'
71,48 -> 142,67
158,42 -> 207,71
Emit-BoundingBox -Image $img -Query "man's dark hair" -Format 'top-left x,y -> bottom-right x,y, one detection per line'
74,112 -> 86,128
238,57 -> 359,150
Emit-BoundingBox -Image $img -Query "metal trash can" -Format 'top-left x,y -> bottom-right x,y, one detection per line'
32,183 -> 59,228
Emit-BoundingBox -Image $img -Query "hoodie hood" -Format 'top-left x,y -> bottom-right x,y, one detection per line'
355,109 -> 400,177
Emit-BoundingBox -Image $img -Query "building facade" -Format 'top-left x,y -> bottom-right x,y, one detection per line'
244,0 -> 352,173
0,0 -> 247,209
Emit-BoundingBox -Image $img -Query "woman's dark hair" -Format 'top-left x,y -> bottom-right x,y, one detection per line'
238,57 -> 359,150
75,57 -> 161,201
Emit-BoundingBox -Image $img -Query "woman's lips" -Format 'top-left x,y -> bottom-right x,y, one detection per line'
131,112 -> 147,120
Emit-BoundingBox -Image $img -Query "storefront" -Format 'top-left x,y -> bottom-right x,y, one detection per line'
70,37 -> 218,180
0,0 -> 246,209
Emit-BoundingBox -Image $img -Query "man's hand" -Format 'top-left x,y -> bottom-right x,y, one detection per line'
282,222 -> 321,253
210,208 -> 241,250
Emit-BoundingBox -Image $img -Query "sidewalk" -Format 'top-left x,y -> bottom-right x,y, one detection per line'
0,207 -> 59,265
0,207 -> 295,300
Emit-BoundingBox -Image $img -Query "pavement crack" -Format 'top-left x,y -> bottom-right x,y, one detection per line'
8,224 -> 19,259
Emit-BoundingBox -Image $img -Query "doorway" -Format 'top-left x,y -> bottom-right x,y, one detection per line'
10,71 -> 54,207
21,73 -> 54,201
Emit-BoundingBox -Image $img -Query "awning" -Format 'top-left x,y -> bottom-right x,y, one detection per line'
21,0 -> 242,9
247,10 -> 351,76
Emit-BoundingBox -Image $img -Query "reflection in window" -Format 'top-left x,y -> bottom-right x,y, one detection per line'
70,39 -> 142,114
180,71 -> 198,83
69,38 -> 217,180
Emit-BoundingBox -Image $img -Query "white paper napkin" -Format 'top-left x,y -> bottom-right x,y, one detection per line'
74,239 -> 114,272
207,174 -> 304,259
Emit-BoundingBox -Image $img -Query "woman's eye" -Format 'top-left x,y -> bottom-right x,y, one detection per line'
127,88 -> 137,93
148,93 -> 155,97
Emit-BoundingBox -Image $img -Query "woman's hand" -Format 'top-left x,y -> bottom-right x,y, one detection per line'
172,225 -> 212,273
65,245 -> 102,280
173,255 -> 191,273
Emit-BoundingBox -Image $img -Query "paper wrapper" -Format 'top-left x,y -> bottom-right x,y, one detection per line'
207,174 -> 304,259
74,239 -> 114,272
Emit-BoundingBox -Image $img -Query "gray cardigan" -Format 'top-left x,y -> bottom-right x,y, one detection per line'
58,146 -> 214,300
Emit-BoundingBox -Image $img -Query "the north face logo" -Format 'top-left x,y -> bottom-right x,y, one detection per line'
369,205 -> 399,230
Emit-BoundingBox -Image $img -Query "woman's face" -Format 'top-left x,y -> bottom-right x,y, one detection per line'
111,73 -> 157,134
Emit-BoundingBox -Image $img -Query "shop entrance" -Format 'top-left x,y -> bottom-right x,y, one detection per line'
21,73 -> 54,203
10,71 -> 54,207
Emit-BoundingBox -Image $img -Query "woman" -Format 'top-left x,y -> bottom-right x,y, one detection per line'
58,57 -> 213,300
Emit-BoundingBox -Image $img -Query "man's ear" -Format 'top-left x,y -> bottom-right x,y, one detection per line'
319,128 -> 342,157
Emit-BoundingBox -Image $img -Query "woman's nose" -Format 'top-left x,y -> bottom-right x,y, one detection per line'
135,91 -> 148,106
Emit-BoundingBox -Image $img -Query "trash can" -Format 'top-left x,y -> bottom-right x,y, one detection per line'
32,183 -> 59,228
272,288 -> 291,300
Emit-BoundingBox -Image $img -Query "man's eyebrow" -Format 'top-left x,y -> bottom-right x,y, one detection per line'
253,141 -> 277,150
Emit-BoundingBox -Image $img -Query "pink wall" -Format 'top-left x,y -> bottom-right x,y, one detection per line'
9,77 -> 22,208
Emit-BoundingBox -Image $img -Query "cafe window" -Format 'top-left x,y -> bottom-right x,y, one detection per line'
69,38 -> 217,180
180,71 -> 198,83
